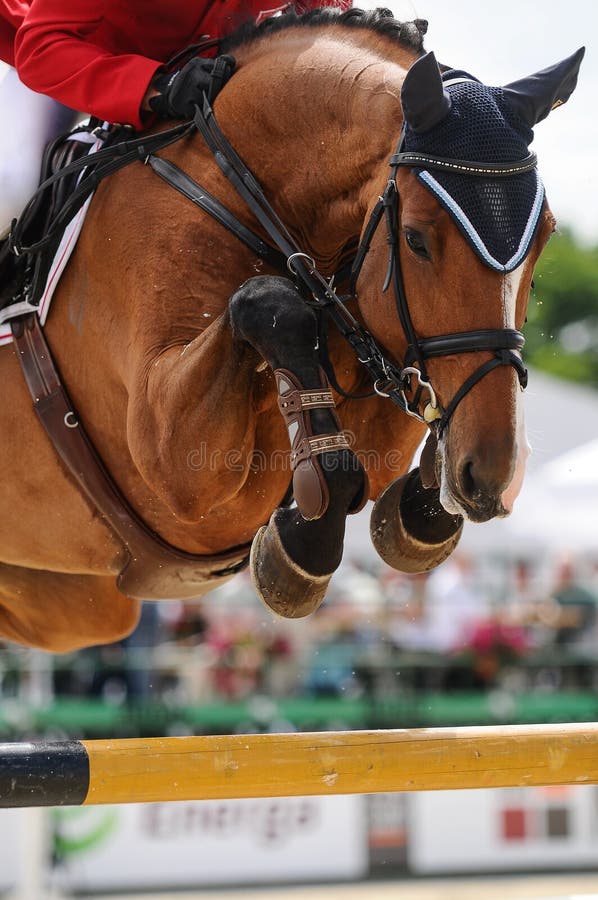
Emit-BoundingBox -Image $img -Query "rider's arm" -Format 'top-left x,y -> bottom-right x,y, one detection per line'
13,0 -> 353,129
0,0 -> 21,67
0,18 -> 16,66
13,0 -> 163,128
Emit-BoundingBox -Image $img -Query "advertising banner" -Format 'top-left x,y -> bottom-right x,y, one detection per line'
38,794 -> 368,891
409,785 -> 598,872
0,808 -> 20,892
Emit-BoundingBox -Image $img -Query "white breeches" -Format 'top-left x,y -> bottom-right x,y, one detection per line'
0,67 -> 78,236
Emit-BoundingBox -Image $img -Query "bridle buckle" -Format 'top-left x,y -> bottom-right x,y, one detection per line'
399,366 -> 442,423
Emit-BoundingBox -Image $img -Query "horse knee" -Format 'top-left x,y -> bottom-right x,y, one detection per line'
230,275 -> 301,325
229,275 -> 318,365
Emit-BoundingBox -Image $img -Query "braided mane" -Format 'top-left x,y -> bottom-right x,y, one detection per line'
221,6 -> 428,55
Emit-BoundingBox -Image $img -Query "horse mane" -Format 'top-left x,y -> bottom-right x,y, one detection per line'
220,6 -> 428,56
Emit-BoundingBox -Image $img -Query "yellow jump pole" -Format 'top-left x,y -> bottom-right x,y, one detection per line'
1,723 -> 598,808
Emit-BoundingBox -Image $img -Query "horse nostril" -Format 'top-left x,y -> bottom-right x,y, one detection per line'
457,458 -> 505,521
460,459 -> 476,500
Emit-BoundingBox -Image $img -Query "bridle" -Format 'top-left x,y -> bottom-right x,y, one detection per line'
146,93 -> 533,436
346,131 -> 534,433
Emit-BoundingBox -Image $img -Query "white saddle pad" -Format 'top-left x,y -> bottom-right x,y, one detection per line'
0,134 -> 101,347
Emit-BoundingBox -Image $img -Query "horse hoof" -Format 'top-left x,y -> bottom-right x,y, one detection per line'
370,469 -> 463,573
250,514 -> 331,618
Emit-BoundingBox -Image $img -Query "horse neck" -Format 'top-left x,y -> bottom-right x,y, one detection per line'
214,31 -> 414,272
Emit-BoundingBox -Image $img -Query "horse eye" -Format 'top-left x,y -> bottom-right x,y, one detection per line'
404,229 -> 430,259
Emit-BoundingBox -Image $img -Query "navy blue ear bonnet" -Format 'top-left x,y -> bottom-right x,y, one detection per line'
403,71 -> 544,272
400,47 -> 585,272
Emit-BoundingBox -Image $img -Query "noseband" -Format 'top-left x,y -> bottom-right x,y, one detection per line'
146,95 -> 533,436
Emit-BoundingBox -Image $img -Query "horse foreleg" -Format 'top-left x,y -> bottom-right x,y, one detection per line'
229,275 -> 367,618
125,306 -> 267,534
0,563 -> 140,652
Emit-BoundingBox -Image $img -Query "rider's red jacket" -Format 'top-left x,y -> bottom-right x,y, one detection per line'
1,0 -> 350,127
0,0 -> 25,65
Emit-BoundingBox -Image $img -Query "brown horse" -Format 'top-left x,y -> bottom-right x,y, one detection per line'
0,9 -> 583,650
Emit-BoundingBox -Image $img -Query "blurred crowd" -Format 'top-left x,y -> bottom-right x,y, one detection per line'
1,533 -> 597,711
19,545 -> 595,706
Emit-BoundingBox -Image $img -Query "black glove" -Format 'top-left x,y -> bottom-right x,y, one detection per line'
150,54 -> 235,119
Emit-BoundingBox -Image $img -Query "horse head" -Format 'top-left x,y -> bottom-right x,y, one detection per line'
356,45 -> 584,523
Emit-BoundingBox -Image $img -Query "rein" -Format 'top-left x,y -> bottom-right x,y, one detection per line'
147,97 -> 530,435
148,98 -> 417,414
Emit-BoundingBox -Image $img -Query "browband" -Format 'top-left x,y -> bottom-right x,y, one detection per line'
390,151 -> 538,177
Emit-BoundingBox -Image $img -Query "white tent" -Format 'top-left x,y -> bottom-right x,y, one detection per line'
465,438 -> 598,555
537,437 -> 598,489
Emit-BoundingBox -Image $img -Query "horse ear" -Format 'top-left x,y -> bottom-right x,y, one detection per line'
401,51 -> 451,133
502,47 -> 585,126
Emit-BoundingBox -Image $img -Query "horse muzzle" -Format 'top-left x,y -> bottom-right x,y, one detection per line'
437,436 -> 515,523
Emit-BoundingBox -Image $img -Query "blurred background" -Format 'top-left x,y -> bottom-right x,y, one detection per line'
1,0 -> 597,897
